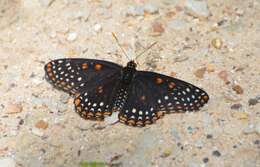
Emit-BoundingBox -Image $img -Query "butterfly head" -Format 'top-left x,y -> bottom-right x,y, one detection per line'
127,61 -> 137,69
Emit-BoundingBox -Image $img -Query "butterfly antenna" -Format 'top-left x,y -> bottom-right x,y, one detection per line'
135,41 -> 157,61
112,32 -> 132,61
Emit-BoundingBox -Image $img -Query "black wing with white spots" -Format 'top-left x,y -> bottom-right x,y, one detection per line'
74,76 -> 121,120
44,58 -> 122,95
44,59 -> 209,127
118,71 -> 209,127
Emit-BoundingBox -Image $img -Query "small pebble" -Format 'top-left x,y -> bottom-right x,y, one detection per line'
232,112 -> 248,120
174,55 -> 189,62
232,84 -> 244,94
248,98 -> 258,106
166,11 -> 176,18
184,0 -> 210,19
248,96 -> 260,106
206,64 -> 215,72
203,157 -> 209,163
67,32 -> 77,41
49,31 -> 57,38
254,140 -> 259,145
5,103 -> 23,114
93,23 -> 102,32
212,150 -> 221,157
104,112 -> 118,125
160,148 -> 172,158
92,123 -> 106,130
188,162 -> 200,167
126,6 -> 145,16
38,0 -> 55,7
168,19 -> 187,30
255,123 -> 260,135
217,20 -> 226,26
0,157 -> 16,167
31,127 -> 44,137
60,94 -> 70,104
211,38 -> 223,49
194,140 -> 203,148
206,134 -> 213,139
218,70 -> 229,84
35,120 -> 49,129
243,124 -> 255,134
231,103 -> 242,110
144,4 -> 159,15
170,71 -> 177,77
171,127 -> 181,140
223,91 -> 241,102
152,21 -> 165,34
194,67 -> 206,79
187,126 -> 194,134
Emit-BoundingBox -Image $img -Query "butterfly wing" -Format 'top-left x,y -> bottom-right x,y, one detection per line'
44,58 -> 122,95
118,71 -> 209,127
74,75 -> 121,120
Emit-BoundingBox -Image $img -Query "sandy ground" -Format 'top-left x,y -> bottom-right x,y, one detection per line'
0,0 -> 259,167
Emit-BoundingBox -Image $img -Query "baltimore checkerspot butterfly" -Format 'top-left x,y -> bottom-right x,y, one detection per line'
44,34 -> 209,127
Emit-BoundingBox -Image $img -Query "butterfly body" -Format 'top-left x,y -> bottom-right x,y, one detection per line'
44,58 -> 209,127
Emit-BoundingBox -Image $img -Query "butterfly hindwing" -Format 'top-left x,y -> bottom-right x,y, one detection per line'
119,71 -> 209,127
74,73 -> 121,120
44,58 -> 122,95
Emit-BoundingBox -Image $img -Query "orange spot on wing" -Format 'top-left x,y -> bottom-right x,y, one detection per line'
97,86 -> 103,93
152,116 -> 158,122
96,117 -> 103,121
95,112 -> 102,117
82,63 -> 88,70
155,77 -> 163,84
48,72 -> 53,77
119,115 -> 127,122
140,95 -> 146,101
74,98 -> 81,106
168,82 -> 176,89
145,120 -> 152,124
203,95 -> 209,101
127,120 -> 136,126
47,63 -> 52,68
47,67 -> 52,72
176,105 -> 182,109
76,107 -> 82,112
136,121 -> 144,126
104,112 -> 111,116
156,111 -> 164,118
87,112 -> 94,117
94,64 -> 102,71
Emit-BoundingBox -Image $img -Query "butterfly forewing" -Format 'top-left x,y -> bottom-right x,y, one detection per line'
44,58 -> 122,95
119,71 -> 209,126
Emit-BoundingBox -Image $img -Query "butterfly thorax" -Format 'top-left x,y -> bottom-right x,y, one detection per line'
121,61 -> 137,85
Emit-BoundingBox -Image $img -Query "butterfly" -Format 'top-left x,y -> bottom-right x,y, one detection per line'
44,58 -> 209,127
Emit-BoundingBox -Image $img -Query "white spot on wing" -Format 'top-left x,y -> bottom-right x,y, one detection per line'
100,102 -> 104,106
